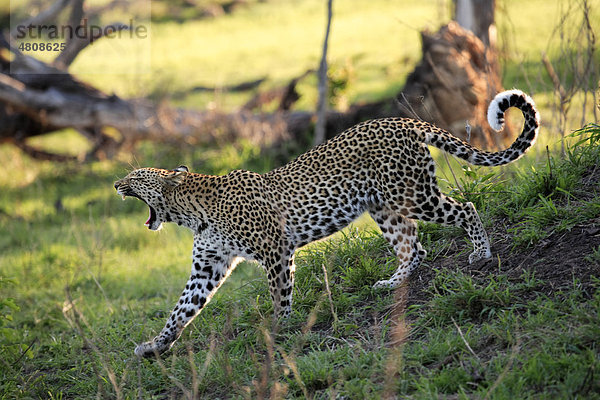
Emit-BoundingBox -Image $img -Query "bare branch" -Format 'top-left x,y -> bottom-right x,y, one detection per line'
66,0 -> 85,30
86,0 -> 129,18
542,52 -> 567,100
9,0 -> 72,38
53,22 -> 130,68
313,0 -> 333,146
14,140 -> 77,162
242,70 -> 313,111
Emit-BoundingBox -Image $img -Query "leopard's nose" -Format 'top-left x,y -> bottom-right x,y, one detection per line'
114,182 -> 120,190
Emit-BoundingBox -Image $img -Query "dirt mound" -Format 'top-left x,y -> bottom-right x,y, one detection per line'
408,217 -> 600,306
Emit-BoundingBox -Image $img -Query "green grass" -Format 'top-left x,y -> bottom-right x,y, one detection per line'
63,0 -> 440,106
407,282 -> 600,398
2,117 -> 600,398
490,124 -> 600,246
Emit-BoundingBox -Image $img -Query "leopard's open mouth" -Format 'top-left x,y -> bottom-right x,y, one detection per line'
128,196 -> 157,229
116,186 -> 156,229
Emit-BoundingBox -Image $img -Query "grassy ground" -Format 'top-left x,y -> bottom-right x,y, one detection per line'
1,119 -> 599,398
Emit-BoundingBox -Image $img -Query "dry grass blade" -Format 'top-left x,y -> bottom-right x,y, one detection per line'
275,344 -> 310,400
451,317 -> 481,361
321,263 -> 339,325
383,284 -> 409,398
484,335 -> 521,399
150,351 -> 193,400
62,288 -> 124,400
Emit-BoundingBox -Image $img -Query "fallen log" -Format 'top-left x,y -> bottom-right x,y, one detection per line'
0,32 -> 398,160
0,19 -> 508,161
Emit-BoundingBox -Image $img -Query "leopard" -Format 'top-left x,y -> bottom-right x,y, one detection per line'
114,89 -> 539,357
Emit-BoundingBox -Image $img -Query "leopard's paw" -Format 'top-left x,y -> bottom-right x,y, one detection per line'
134,340 -> 170,358
373,279 -> 397,289
468,248 -> 492,264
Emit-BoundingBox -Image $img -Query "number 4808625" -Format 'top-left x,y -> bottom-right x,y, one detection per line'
18,42 -> 66,52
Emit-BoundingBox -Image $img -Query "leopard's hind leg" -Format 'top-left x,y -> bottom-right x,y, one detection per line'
418,195 -> 492,264
443,197 -> 491,263
369,207 -> 427,288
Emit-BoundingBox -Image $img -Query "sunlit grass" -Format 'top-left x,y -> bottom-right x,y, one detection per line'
60,0 -> 599,113
2,114 -> 599,400
70,0 -> 440,106
1,1 -> 600,397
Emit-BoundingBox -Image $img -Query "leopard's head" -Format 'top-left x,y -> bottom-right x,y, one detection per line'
114,166 -> 189,231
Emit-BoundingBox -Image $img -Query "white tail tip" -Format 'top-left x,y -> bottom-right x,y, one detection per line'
487,89 -> 534,132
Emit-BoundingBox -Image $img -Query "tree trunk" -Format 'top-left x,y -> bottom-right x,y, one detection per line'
454,0 -> 496,47
313,0 -> 334,146
399,21 -> 511,150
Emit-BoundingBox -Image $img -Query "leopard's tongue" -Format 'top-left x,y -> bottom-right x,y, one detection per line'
144,205 -> 157,228
144,206 -> 152,227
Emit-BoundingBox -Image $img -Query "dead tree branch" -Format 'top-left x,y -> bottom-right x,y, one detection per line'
243,70 -> 313,112
313,0 -> 333,146
53,22 -> 131,69
9,0 -> 71,38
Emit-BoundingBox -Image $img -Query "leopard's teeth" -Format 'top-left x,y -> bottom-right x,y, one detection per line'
121,195 -> 126,201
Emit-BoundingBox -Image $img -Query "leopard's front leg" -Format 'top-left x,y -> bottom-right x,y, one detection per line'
135,235 -> 236,357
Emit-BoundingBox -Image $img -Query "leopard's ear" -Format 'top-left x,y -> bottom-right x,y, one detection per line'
173,165 -> 189,172
161,169 -> 188,189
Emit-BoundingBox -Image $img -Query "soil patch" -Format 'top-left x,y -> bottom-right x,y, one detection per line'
408,216 -> 600,306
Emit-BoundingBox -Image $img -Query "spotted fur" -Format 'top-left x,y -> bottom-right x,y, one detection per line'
114,89 -> 539,357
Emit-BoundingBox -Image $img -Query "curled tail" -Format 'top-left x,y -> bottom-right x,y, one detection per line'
425,89 -> 541,166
